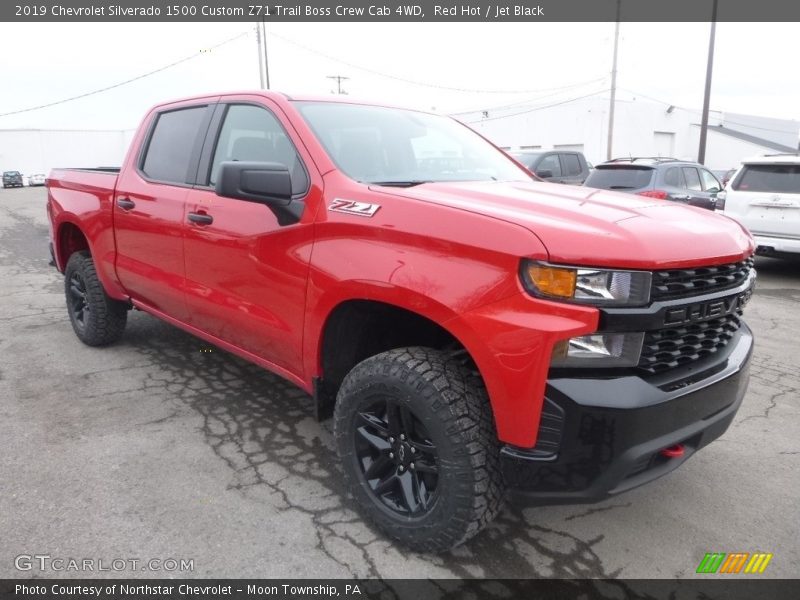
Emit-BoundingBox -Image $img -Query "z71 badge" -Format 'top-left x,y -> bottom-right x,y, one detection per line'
328,199 -> 381,217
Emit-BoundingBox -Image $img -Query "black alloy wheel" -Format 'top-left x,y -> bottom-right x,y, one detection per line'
64,251 -> 128,346
354,398 -> 439,517
334,347 -> 505,552
67,270 -> 90,331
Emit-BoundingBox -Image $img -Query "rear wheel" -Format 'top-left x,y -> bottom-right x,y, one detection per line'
334,347 -> 504,552
64,251 -> 128,346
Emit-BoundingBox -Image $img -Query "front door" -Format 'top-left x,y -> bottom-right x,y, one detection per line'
182,100 -> 318,374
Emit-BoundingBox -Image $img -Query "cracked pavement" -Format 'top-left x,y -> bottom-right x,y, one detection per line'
1,186 -> 798,580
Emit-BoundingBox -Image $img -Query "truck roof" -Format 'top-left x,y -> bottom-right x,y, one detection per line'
148,90 -> 437,115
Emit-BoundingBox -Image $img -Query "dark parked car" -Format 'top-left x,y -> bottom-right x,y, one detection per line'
584,157 -> 723,210
510,150 -> 591,184
2,171 -> 23,188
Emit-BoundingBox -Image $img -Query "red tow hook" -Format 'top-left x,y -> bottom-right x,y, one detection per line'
660,444 -> 685,458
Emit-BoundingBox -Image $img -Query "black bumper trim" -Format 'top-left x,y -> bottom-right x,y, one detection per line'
503,323 -> 753,504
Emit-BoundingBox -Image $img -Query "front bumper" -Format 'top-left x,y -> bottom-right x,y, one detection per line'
502,322 -> 753,503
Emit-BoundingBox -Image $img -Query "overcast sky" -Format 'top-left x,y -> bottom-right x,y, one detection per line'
0,22 -> 798,131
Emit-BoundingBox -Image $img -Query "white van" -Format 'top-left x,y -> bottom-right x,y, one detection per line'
719,154 -> 800,256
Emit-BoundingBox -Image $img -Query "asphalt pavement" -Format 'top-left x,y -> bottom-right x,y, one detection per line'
1,185 -> 798,580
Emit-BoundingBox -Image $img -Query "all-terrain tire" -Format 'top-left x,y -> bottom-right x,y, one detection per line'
64,250 -> 128,346
334,346 -> 505,553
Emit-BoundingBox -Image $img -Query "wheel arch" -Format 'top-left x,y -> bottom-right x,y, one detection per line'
312,293 -> 495,423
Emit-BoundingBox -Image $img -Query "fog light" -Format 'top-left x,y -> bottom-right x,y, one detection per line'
551,332 -> 644,368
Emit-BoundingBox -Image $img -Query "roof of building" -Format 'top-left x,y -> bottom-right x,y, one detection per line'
702,124 -> 798,153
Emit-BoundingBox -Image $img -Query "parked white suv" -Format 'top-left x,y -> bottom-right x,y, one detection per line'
719,154 -> 800,256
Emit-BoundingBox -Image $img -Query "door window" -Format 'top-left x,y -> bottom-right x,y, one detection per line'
562,154 -> 582,176
681,167 -> 702,191
537,154 -> 562,177
699,169 -> 721,192
664,167 -> 684,187
141,106 -> 208,184
209,104 -> 308,195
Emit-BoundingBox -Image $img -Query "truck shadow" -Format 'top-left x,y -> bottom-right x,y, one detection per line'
125,312 -> 625,583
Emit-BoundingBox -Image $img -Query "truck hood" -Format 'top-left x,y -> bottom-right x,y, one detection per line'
373,180 -> 754,269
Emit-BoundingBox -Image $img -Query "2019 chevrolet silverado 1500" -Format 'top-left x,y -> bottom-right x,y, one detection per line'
47,92 -> 756,552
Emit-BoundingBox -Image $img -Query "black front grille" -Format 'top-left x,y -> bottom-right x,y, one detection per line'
651,257 -> 754,300
638,313 -> 742,374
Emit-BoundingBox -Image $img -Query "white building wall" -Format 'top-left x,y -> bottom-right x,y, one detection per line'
461,96 -> 796,168
686,127 -> 780,170
0,129 -> 134,176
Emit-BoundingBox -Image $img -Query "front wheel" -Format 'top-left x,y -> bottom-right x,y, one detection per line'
64,250 -> 128,346
333,347 -> 505,553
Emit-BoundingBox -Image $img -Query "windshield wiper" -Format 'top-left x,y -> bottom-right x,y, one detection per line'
609,185 -> 635,189
369,180 -> 432,187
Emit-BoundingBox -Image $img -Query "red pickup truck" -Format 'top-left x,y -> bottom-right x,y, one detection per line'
47,92 -> 755,552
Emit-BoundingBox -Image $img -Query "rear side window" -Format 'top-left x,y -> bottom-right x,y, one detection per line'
733,164 -> 800,193
563,154 -> 582,176
584,167 -> 654,190
141,106 -> 207,184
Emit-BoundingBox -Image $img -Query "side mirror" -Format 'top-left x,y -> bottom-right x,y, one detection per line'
536,169 -> 553,179
215,161 -> 292,206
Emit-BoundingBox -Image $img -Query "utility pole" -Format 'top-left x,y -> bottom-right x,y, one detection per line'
698,0 -> 719,165
255,23 -> 265,89
261,18 -> 270,89
327,75 -> 349,95
606,0 -> 621,161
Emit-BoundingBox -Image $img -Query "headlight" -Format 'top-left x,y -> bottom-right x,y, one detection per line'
520,260 -> 651,307
551,332 -> 644,368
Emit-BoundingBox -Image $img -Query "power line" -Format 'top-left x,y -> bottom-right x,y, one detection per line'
271,31 -> 607,96
619,88 -> 798,134
0,31 -> 250,118
459,89 -> 611,124
447,77 -> 609,116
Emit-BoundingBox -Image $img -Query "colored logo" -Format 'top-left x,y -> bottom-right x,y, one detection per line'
696,552 -> 773,574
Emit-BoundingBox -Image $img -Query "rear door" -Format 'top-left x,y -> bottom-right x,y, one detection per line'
726,163 -> 800,238
182,98 -> 320,374
114,102 -> 215,320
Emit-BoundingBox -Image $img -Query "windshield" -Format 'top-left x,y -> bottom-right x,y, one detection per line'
295,102 -> 531,185
4,171 -> 20,176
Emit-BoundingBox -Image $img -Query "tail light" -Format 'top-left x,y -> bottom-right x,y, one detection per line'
638,190 -> 669,200
715,190 -> 726,211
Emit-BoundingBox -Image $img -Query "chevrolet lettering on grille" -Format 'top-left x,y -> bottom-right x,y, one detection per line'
663,288 -> 753,326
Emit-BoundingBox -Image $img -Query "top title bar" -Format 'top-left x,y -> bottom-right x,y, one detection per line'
4,0 -> 800,22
